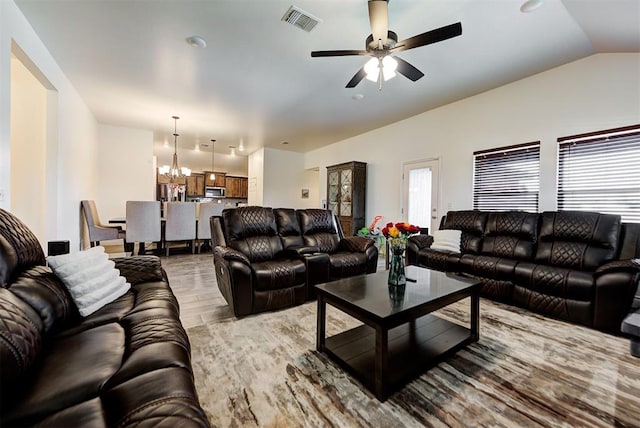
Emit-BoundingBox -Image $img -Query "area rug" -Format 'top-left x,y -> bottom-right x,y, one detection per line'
187,298 -> 640,427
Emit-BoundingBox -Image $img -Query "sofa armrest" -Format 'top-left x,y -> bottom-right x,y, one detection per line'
408,234 -> 434,250
112,256 -> 163,285
596,259 -> 640,276
339,236 -> 374,253
214,246 -> 251,266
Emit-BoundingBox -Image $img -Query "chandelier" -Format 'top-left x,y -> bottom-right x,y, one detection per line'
159,116 -> 191,181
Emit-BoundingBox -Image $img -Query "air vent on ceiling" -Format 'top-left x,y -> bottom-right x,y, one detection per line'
282,5 -> 321,32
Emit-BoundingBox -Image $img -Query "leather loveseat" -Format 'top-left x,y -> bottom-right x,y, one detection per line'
407,210 -> 640,332
0,209 -> 209,427
210,206 -> 378,317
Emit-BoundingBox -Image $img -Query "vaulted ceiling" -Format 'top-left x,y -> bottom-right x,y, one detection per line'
15,0 -> 640,168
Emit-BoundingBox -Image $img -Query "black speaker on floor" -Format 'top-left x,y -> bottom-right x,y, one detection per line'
48,240 -> 70,256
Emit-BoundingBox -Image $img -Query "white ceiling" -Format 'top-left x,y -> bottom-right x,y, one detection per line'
14,0 -> 640,167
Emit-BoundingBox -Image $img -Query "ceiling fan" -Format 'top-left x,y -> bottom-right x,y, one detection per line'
311,0 -> 462,89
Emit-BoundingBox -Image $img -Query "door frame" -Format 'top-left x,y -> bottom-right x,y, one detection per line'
401,157 -> 441,233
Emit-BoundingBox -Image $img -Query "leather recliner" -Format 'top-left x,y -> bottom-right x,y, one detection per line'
407,210 -> 640,332
210,206 -> 378,317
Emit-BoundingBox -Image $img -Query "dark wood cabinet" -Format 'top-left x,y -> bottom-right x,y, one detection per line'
186,173 -> 205,197
226,176 -> 248,198
204,172 -> 226,188
327,161 -> 366,236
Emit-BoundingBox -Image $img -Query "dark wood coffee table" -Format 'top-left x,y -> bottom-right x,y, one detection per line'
315,266 -> 481,401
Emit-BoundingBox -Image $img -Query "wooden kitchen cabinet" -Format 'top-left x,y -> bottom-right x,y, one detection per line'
226,176 -> 248,198
186,173 -> 205,197
204,171 -> 225,188
326,161 -> 366,236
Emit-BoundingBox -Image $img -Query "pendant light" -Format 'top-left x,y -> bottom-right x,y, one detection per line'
161,115 -> 191,182
210,139 -> 216,181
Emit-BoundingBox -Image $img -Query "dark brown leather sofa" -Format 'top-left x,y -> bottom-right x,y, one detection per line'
0,208 -> 209,427
407,210 -> 640,332
210,206 -> 378,317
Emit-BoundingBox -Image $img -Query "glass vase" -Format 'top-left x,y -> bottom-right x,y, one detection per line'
388,243 -> 407,286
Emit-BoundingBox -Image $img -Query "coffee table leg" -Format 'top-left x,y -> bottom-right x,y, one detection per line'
317,295 -> 326,351
375,326 -> 388,400
471,292 -> 480,341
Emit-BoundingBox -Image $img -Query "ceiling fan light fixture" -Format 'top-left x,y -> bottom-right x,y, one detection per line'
520,0 -> 544,13
364,56 -> 398,82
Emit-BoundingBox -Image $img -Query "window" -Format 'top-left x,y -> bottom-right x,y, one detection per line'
557,125 -> 640,222
473,142 -> 540,211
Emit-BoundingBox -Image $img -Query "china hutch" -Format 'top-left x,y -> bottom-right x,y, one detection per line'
326,161 -> 366,236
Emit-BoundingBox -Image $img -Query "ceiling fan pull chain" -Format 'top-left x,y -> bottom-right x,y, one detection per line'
378,58 -> 384,91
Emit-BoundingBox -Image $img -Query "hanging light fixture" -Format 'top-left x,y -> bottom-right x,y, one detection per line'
210,139 -> 216,181
160,115 -> 191,182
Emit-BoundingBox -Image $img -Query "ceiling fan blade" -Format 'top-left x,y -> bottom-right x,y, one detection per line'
394,57 -> 424,81
368,0 -> 389,47
346,68 -> 367,88
391,22 -> 462,53
311,50 -> 368,57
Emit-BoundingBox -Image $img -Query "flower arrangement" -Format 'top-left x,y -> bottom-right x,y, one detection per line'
382,222 -> 421,249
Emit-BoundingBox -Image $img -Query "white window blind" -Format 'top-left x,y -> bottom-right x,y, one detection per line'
557,125 -> 640,223
473,142 -> 540,211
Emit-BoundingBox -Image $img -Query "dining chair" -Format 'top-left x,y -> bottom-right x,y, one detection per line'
196,202 -> 218,253
125,201 -> 162,255
81,200 -> 125,247
164,202 -> 197,256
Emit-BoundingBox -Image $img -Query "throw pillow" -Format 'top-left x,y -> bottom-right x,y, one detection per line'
430,230 -> 462,252
47,246 -> 130,317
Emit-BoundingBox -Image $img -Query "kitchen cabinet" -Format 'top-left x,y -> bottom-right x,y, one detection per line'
326,161 -> 366,236
186,173 -> 205,197
204,171 -> 226,188
226,176 -> 248,198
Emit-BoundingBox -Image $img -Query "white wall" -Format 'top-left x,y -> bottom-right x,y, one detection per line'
260,148 -> 321,209
96,124 -> 155,222
301,53 -> 640,226
247,148 -> 264,206
10,55 -> 47,247
1,1 -> 100,252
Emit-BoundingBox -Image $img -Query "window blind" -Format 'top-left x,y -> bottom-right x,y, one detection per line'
473,142 -> 540,211
557,126 -> 640,223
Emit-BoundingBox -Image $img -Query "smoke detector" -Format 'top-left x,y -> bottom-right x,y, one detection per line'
282,5 -> 321,32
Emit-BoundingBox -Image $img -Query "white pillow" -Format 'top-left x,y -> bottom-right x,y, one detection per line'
430,230 -> 462,253
47,246 -> 130,317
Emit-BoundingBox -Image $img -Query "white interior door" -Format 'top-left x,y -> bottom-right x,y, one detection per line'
402,159 -> 440,234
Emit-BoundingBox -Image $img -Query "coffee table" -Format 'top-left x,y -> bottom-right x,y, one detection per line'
315,266 -> 481,401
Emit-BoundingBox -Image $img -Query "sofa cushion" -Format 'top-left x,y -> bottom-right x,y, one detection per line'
0,288 -> 43,396
514,262 -> 595,302
47,247 -> 130,317
430,230 -> 462,252
442,210 -> 487,254
297,209 -> 341,253
222,207 -> 284,263
0,208 -> 45,288
252,259 -> 306,291
10,266 -> 78,334
535,211 -> 621,270
328,252 -> 370,279
482,211 -> 539,260
275,208 -> 303,248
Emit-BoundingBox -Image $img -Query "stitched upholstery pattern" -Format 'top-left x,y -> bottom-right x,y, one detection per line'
0,209 -> 45,287
312,233 -> 339,253
113,256 -> 163,285
482,212 -> 538,259
300,209 -> 334,234
239,207 -> 275,237
550,241 -> 587,268
554,212 -> 597,240
442,210 -> 487,254
127,316 -> 190,354
0,290 -> 42,388
246,236 -> 278,262
252,260 -> 305,291
476,277 -> 513,301
117,396 -> 209,428
330,253 -> 367,279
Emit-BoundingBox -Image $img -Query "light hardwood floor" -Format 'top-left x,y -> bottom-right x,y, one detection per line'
158,252 -> 233,329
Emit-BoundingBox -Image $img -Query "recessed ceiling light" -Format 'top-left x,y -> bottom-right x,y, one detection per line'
520,0 -> 544,13
186,35 -> 207,48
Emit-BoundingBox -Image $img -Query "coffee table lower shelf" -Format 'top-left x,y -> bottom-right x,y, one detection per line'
322,314 -> 474,400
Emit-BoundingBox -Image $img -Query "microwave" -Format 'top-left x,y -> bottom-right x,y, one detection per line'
205,186 -> 226,198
